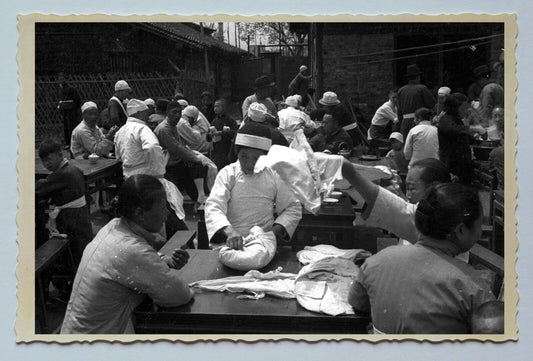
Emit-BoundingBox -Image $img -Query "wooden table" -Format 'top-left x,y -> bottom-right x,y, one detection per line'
133,247 -> 370,334
292,194 -> 356,250
35,158 -> 123,195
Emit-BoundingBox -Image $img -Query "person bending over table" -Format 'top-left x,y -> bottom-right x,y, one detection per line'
61,174 -> 193,334
348,183 -> 495,334
205,122 -> 302,250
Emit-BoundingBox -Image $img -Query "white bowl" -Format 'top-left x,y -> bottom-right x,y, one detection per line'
330,191 -> 343,198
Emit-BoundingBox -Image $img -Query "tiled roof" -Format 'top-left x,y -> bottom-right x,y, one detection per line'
137,23 -> 246,55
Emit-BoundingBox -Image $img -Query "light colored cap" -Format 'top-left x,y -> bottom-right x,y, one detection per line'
114,80 -> 131,91
319,91 -> 340,106
81,101 -> 98,113
144,98 -> 155,107
389,132 -> 404,144
177,99 -> 189,107
182,105 -> 199,119
235,133 -> 272,151
284,96 -> 298,108
294,94 -> 302,103
126,98 -> 149,116
247,102 -> 270,123
438,86 -> 451,96
299,65 -> 308,72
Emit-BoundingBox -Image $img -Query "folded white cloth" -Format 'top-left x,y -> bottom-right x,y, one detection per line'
296,244 -> 371,265
190,267 -> 297,299
218,226 -> 277,271
294,256 -> 360,316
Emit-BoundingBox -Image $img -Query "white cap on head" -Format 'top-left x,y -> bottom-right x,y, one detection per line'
177,99 -> 189,107
81,101 -> 98,113
144,98 -> 155,107
389,132 -> 404,144
438,86 -> 451,96
284,96 -> 298,108
115,80 -> 131,92
182,105 -> 199,119
127,98 -> 149,116
299,65 -> 308,72
247,102 -> 269,123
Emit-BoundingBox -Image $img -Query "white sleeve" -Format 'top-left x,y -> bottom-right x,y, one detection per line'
363,187 -> 419,243
204,167 -> 234,240
404,130 -> 414,161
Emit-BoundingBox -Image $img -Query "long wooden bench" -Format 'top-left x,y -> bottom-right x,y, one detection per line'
35,237 -> 76,334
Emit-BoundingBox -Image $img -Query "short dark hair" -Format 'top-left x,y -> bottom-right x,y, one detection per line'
410,158 -> 452,187
415,183 -> 481,240
414,107 -> 432,121
117,174 -> 166,221
38,138 -> 62,159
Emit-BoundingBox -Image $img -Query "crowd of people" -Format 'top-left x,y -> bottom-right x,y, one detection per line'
37,61 -> 505,335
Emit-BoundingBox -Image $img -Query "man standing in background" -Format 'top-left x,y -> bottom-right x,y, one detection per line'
57,72 -> 81,148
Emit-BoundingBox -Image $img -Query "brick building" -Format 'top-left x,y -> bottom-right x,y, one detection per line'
291,22 -> 504,123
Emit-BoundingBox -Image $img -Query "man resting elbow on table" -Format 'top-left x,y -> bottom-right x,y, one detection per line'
341,157 -> 452,244
61,175 -> 193,334
205,122 -> 302,250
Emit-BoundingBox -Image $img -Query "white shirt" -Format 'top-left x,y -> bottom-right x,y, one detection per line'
114,117 -> 168,178
403,121 -> 439,167
278,107 -> 316,142
176,113 -> 212,154
371,100 -> 397,127
205,162 -> 302,240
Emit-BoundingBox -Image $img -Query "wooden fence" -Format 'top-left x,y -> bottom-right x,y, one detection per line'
35,71 -> 210,144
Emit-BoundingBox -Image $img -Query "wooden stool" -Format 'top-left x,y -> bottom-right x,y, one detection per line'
35,237 -> 76,333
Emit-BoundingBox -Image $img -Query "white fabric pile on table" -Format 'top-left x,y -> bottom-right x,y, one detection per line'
189,267 -> 297,300
218,226 -> 277,271
296,244 -> 371,266
294,256 -> 360,316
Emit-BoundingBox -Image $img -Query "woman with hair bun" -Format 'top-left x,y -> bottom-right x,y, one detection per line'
61,174 -> 194,334
348,183 -> 495,334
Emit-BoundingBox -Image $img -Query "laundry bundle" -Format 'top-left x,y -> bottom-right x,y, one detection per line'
218,226 -> 277,271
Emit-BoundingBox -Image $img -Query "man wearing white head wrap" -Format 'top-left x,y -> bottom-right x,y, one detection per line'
114,99 -> 187,232
278,96 -> 316,143
205,122 -> 302,251
70,101 -> 118,159
176,105 -> 213,154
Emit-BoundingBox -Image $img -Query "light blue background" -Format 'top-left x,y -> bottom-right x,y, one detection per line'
2,1 -> 531,360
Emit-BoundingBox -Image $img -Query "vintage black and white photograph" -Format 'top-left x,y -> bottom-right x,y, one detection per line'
17,15 -> 517,341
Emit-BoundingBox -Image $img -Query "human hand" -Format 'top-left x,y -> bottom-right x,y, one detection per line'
224,226 -> 243,250
167,249 -> 190,269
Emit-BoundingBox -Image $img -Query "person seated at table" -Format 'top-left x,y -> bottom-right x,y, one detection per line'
176,105 -> 213,155
205,122 -> 302,249
348,183 -> 495,334
154,100 -> 213,212
308,111 -> 353,154
471,300 -> 504,334
342,157 -> 451,246
36,138 -> 93,265
114,99 -> 187,237
403,108 -> 439,169
384,132 -> 408,174
148,98 -> 169,126
70,101 -> 119,159
61,174 -> 194,334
